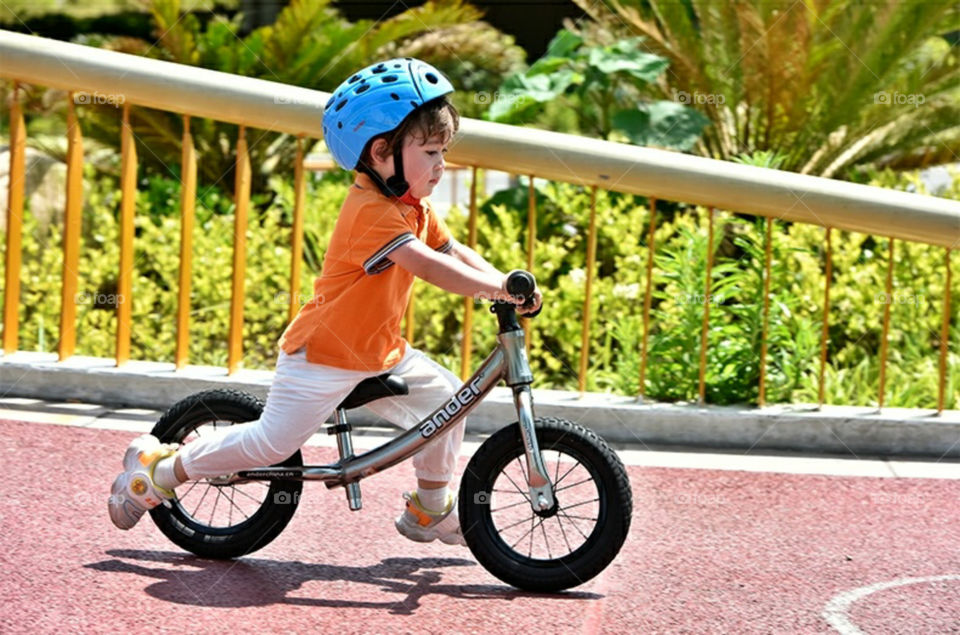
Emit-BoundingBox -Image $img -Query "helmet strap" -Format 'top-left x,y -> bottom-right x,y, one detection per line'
383,143 -> 410,197
356,143 -> 410,199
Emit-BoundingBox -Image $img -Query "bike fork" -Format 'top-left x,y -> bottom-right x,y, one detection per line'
513,385 -> 555,512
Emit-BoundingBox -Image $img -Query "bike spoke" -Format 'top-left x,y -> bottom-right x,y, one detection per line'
555,476 -> 595,494
502,469 -> 531,504
498,512 -> 537,533
191,482 -> 213,519
232,486 -> 265,505
559,514 -> 597,522
554,513 -> 573,554
560,497 -> 599,512
553,460 -> 581,488
539,517 -> 552,560
553,450 -> 561,487
177,479 -> 199,501
557,506 -> 590,540
223,487 -> 251,523
490,498 -> 531,513
209,486 -> 222,525
528,514 -> 537,558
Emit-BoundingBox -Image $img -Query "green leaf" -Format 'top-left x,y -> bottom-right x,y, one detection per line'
587,47 -> 668,83
613,101 -> 709,150
544,28 -> 583,59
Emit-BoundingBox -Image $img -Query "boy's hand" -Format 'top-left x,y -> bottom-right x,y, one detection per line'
517,286 -> 542,316
501,277 -> 542,315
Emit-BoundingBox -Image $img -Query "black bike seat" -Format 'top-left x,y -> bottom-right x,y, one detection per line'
337,374 -> 409,411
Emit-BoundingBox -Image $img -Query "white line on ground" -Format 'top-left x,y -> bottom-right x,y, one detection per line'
822,574 -> 960,634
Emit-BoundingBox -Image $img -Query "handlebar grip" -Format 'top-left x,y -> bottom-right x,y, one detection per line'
505,270 -> 541,318
506,270 -> 536,300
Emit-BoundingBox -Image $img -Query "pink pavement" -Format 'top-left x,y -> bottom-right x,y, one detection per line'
0,418 -> 957,633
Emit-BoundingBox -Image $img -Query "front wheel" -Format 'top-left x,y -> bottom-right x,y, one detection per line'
459,417 -> 632,592
148,389 -> 303,559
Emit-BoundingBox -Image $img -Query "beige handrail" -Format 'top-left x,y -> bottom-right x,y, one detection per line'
2,30 -> 958,248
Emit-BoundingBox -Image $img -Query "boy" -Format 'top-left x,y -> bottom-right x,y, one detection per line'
108,58 -> 541,546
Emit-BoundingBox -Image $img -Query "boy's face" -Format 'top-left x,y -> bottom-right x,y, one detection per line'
369,125 -> 452,199
400,133 -> 449,199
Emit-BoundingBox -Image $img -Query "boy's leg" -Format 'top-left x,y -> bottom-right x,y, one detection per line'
364,346 -> 466,487
364,346 -> 467,545
109,348 -> 367,529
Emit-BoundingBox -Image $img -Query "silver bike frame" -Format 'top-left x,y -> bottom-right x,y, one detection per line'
235,327 -> 556,512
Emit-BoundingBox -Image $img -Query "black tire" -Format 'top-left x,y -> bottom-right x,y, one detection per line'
459,417 -> 632,592
148,389 -> 303,559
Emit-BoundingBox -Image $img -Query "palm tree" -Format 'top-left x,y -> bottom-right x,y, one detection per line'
574,0 -> 960,177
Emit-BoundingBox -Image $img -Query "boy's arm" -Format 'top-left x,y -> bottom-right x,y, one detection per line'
389,240 -> 543,314
388,240 -> 508,300
448,241 -> 502,276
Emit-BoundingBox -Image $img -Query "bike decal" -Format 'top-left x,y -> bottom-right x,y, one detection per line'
419,378 -> 483,438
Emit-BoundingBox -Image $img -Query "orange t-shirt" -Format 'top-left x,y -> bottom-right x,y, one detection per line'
278,172 -> 453,370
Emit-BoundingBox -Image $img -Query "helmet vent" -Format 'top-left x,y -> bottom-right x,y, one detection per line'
355,84 -> 370,94
382,75 -> 398,83
425,73 -> 439,84
335,99 -> 348,112
390,93 -> 400,100
348,74 -> 362,84
372,64 -> 387,74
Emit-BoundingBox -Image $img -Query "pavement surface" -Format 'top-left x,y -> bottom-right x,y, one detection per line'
0,400 -> 958,634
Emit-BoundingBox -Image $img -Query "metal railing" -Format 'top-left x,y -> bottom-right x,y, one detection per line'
2,31 -> 960,410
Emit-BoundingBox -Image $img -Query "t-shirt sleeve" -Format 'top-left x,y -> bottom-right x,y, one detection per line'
425,205 -> 454,254
349,203 -> 416,275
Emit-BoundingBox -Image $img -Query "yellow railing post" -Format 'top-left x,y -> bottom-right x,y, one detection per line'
175,115 -> 196,369
639,198 -> 657,399
818,227 -> 833,408
938,249 -> 952,414
877,238 -> 895,409
59,94 -> 84,361
115,103 -> 136,365
578,187 -> 598,394
460,166 -> 479,380
3,81 -> 25,354
524,174 -> 537,354
289,136 -> 306,323
228,126 -> 250,374
758,218 -> 774,406
697,208 -> 715,404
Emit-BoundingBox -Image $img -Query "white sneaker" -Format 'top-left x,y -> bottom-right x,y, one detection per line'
395,491 -> 466,546
108,434 -> 177,530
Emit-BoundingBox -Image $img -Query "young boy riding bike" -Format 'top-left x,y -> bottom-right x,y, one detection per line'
108,58 -> 541,546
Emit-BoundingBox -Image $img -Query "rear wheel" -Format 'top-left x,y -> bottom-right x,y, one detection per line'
148,389 -> 303,559
459,417 -> 632,592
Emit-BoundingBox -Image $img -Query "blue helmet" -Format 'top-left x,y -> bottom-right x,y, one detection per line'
322,58 -> 455,171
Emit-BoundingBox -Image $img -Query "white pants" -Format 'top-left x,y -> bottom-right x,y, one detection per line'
178,346 -> 466,483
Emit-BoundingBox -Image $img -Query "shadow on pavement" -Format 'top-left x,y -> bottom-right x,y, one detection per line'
86,549 -> 601,614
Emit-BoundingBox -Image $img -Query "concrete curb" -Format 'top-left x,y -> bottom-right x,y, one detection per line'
3,352 -> 959,458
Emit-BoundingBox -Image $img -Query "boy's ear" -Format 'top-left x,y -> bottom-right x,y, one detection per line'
368,138 -> 390,166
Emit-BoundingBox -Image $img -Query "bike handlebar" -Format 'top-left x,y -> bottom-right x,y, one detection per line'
504,269 -> 542,319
